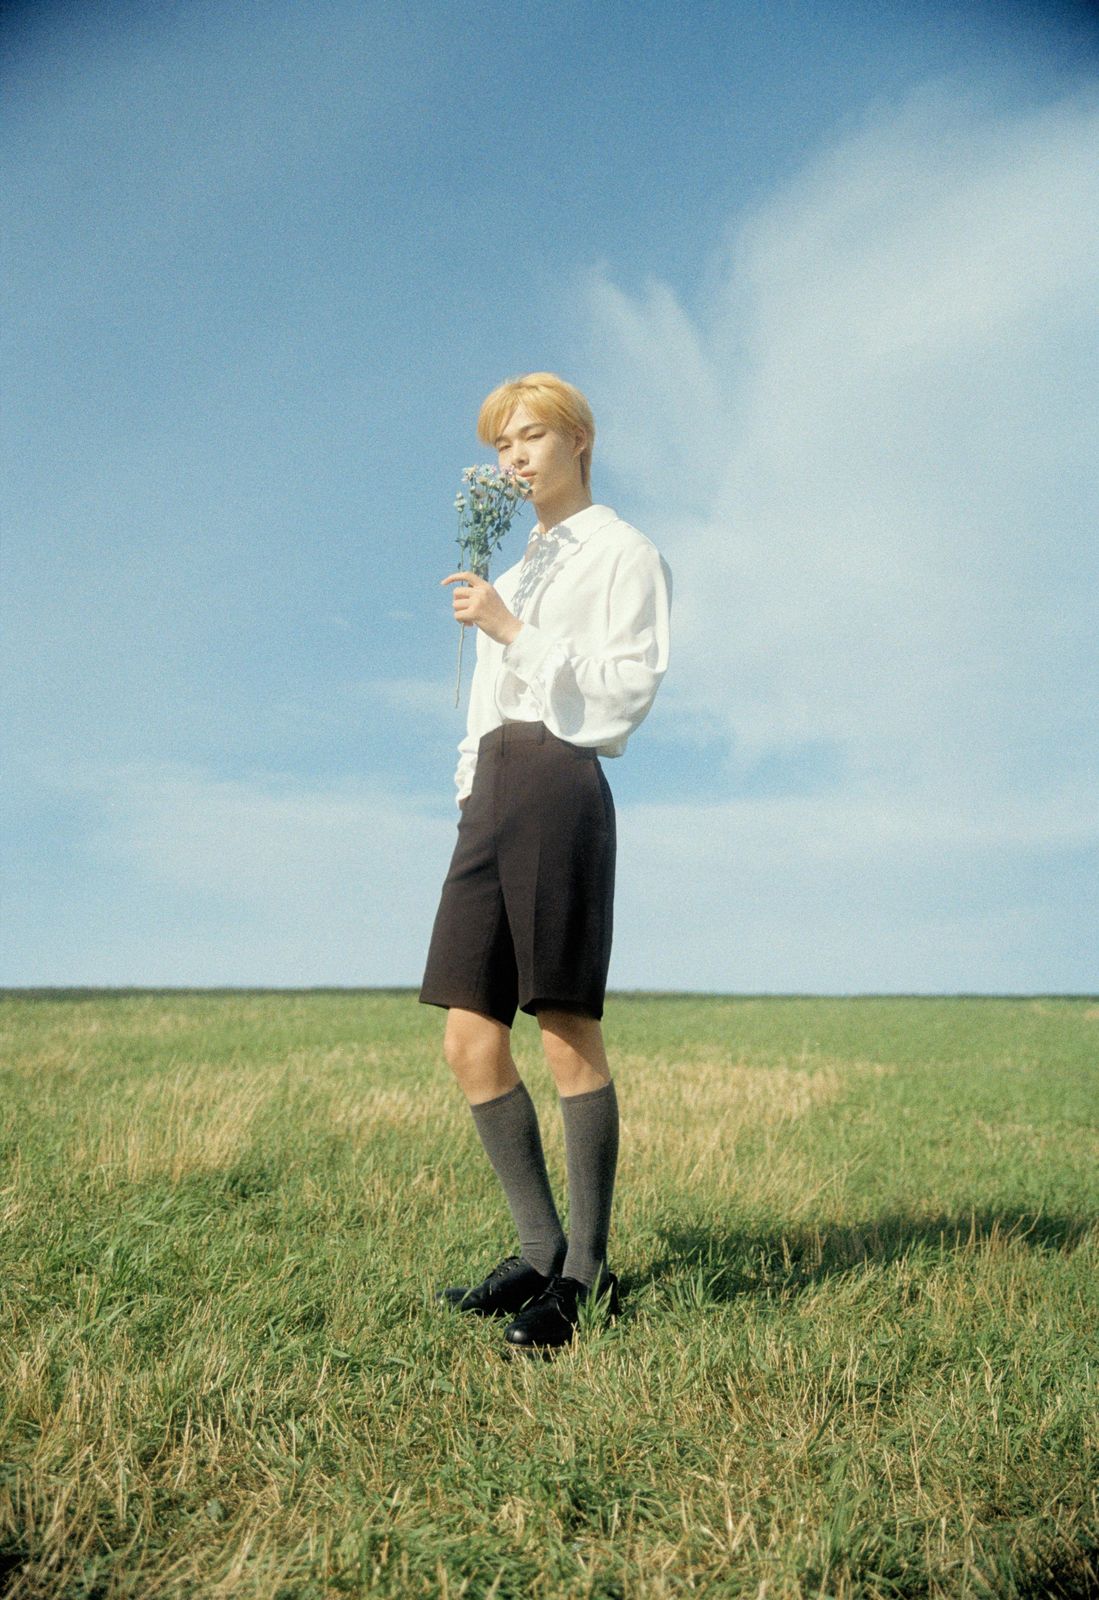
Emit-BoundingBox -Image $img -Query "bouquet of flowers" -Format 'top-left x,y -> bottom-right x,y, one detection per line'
452,464 -> 530,704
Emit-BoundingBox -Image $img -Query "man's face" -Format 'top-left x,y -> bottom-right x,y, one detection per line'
493,403 -> 584,504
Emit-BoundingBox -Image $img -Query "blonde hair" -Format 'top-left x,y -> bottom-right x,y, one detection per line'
477,372 -> 596,487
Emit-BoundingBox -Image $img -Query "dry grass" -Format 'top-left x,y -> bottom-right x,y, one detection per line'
1,990 -> 1096,1598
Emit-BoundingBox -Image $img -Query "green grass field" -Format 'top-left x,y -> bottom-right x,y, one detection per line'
2,991 -> 1096,1599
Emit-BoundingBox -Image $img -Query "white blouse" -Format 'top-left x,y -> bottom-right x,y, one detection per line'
453,503 -> 672,806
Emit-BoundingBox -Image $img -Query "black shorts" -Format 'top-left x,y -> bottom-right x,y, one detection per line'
419,721 -> 616,1027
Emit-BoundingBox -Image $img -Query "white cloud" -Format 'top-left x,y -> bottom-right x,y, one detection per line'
585,82 -> 1099,800
613,780 -> 1096,994
574,83 -> 1099,988
7,745 -> 1092,991
6,758 -> 459,988
357,675 -> 466,719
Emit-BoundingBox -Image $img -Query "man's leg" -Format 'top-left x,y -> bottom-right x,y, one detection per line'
536,1009 -> 619,1290
444,1008 -> 567,1277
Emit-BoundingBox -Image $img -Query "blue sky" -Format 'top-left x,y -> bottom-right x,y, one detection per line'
3,0 -> 1097,992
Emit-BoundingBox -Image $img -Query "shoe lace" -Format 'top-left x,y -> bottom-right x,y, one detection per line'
546,1273 -> 613,1312
483,1255 -> 524,1289
540,1274 -> 580,1311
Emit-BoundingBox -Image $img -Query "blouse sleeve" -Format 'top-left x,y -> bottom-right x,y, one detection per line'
497,543 -> 672,746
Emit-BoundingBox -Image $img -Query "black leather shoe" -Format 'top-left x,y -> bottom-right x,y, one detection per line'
437,1254 -> 553,1317
503,1268 -> 620,1351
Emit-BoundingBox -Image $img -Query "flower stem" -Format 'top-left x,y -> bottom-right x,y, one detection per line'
455,623 -> 466,707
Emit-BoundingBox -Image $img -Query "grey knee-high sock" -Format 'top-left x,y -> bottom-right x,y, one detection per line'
559,1079 -> 620,1289
468,1082 -> 567,1277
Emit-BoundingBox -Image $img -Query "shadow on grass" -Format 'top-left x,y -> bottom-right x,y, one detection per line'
632,1207 -> 1096,1303
1005,1539 -> 1099,1600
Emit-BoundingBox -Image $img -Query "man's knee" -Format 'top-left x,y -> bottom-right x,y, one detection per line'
443,1008 -> 510,1077
536,1008 -> 610,1089
537,1008 -> 599,1052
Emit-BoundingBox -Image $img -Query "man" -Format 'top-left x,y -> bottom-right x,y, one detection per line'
420,371 -> 672,1353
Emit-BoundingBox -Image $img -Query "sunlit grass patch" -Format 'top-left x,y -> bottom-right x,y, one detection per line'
2,990 -> 1096,1598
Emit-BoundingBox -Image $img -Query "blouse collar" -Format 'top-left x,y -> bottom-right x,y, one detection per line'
537,503 -> 618,543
